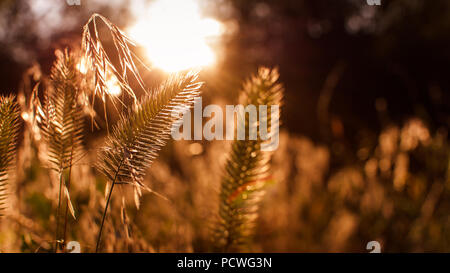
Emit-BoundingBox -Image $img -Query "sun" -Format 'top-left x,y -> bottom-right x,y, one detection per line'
127,0 -> 223,73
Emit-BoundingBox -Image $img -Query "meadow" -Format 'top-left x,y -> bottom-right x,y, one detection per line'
0,0 -> 449,253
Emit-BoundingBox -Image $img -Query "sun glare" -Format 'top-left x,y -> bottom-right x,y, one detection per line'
77,56 -> 88,75
105,74 -> 122,96
127,0 -> 224,72
77,57 -> 122,97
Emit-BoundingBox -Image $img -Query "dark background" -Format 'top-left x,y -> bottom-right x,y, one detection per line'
0,0 -> 449,159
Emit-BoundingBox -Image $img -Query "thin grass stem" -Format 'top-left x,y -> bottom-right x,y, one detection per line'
95,158 -> 124,252
55,171 -> 64,252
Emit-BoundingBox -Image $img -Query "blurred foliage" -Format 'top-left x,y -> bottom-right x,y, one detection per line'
1,84 -> 448,252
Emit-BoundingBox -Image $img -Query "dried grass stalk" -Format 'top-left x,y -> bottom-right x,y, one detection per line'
95,71 -> 202,252
213,67 -> 283,252
0,96 -> 20,218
